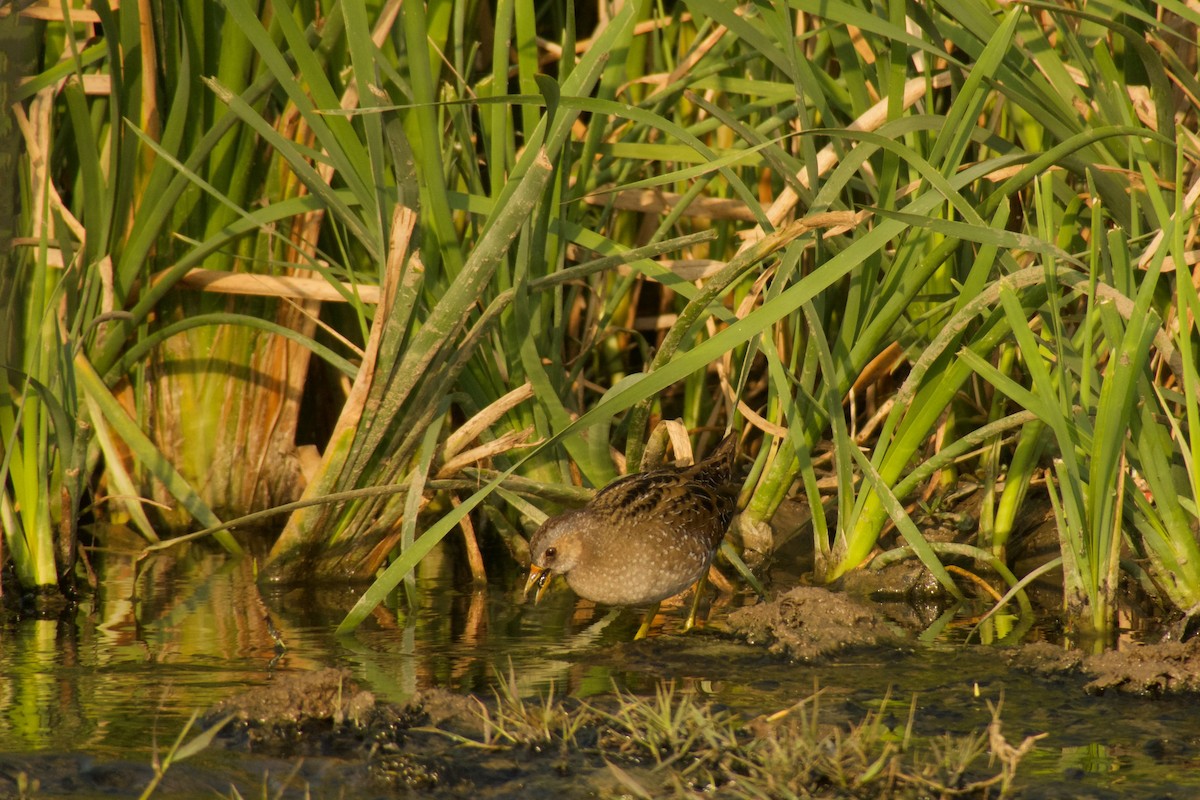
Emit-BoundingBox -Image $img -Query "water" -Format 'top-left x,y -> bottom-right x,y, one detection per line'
1,538 -> 1198,798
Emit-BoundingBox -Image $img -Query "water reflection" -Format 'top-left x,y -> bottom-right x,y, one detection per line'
1,537 -> 284,756
0,533 -> 696,756
1,534 -> 1200,800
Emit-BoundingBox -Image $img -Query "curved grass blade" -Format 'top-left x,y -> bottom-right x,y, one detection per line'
75,356 -> 241,554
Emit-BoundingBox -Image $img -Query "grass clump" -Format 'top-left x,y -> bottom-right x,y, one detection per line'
596,682 -> 743,780
471,682 -> 1042,800
731,695 -> 1042,800
475,668 -> 592,750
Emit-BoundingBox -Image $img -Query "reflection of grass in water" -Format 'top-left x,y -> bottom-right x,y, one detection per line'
471,669 -> 1044,799
136,711 -> 234,800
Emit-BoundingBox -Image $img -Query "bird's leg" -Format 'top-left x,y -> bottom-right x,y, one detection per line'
684,572 -> 710,632
634,601 -> 661,640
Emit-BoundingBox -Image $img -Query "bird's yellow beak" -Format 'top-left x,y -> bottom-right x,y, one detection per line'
524,564 -> 552,603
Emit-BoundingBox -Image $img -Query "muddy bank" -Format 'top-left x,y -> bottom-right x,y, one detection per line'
200,660 -> 1036,800
723,585 -> 910,660
1010,638 -> 1200,696
724,583 -> 1200,700
208,668 -> 486,794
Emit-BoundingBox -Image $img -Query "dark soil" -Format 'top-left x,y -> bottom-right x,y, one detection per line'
723,579 -> 1200,699
203,670 -> 502,796
211,667 -> 380,727
719,579 -> 1200,707
724,585 -> 909,660
1009,638 -> 1200,696
733,485 -> 1200,697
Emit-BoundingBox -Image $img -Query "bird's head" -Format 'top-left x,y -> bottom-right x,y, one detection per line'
523,510 -> 588,603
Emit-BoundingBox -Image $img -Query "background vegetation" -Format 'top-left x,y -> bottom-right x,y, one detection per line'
4,0 -> 1200,645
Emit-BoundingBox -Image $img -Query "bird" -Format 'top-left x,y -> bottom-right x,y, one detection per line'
524,433 -> 738,637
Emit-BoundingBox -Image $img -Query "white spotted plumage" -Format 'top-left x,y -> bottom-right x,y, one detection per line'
525,435 -> 738,607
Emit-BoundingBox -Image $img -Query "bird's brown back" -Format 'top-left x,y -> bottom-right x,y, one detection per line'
587,433 -> 737,552
527,433 -> 740,607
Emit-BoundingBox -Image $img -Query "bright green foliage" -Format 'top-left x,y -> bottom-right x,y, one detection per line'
6,0 -> 1200,643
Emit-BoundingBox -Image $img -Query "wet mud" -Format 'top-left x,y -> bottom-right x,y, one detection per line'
725,585 -> 909,660
194,653 -> 1028,800
1010,638 -> 1200,696
727,581 -> 1200,698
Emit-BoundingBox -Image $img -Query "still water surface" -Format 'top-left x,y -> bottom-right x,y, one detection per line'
1,538 -> 1198,798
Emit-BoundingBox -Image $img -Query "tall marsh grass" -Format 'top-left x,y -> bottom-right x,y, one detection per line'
4,0 -> 1200,642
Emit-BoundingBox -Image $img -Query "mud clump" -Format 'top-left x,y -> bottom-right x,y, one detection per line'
726,586 -> 906,660
211,667 -> 377,727
207,667 -> 421,760
1012,638 -> 1200,695
410,686 -> 487,737
205,669 -> 478,794
205,668 -> 479,744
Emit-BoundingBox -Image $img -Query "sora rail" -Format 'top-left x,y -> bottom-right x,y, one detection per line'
524,434 -> 738,635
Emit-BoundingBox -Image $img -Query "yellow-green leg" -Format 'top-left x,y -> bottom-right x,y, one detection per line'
684,573 -> 709,632
634,601 -> 661,640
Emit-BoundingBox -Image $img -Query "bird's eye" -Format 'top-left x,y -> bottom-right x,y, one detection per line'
544,546 -> 557,561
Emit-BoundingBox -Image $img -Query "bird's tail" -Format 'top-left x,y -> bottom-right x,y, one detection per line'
690,432 -> 738,487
